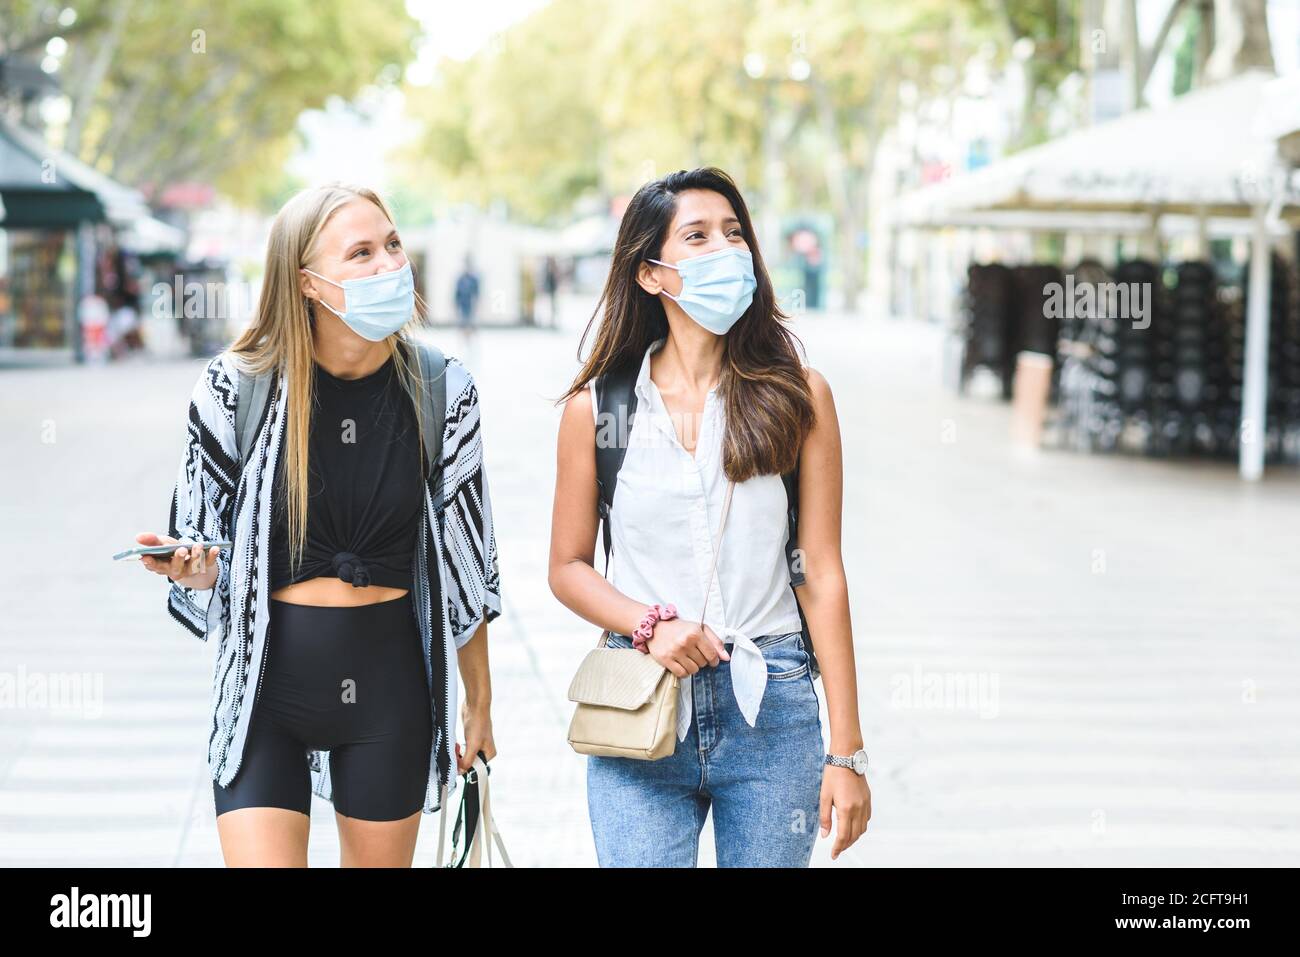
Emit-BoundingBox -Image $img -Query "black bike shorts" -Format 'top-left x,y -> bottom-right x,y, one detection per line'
213,593 -> 431,822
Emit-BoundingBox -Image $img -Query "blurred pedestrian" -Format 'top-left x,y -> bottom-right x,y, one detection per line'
78,292 -> 110,364
454,255 -> 481,333
454,255 -> 482,365
107,290 -> 143,359
543,255 -> 560,328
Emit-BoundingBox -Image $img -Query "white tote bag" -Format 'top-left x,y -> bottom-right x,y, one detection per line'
435,753 -> 513,868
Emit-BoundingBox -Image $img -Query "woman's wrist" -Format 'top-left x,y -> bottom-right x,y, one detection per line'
632,602 -> 677,652
174,565 -> 218,591
829,729 -> 865,753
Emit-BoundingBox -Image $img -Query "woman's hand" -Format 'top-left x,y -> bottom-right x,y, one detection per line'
645,619 -> 730,676
457,697 -> 496,775
820,767 -> 871,861
135,531 -> 220,590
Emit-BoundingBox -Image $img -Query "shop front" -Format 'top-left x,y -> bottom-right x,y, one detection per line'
0,115 -> 151,363
0,118 -> 105,360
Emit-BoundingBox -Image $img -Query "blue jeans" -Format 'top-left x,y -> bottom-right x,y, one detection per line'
586,629 -> 825,867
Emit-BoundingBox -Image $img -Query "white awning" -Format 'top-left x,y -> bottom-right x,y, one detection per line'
0,116 -> 151,227
118,214 -> 186,254
892,70 -> 1300,482
895,70 -> 1300,226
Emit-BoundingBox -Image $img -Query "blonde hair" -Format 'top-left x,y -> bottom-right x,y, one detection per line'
228,182 -> 432,581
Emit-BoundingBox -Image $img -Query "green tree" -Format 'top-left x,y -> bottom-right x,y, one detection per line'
401,0 -> 610,222
3,0 -> 421,210
401,0 -> 999,307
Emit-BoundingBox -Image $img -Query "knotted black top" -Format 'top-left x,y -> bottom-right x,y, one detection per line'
268,354 -> 425,591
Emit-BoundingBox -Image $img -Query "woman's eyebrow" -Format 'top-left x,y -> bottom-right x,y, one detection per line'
675,217 -> 739,234
341,230 -> 398,256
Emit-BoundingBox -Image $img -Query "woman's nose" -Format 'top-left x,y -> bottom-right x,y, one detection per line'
704,230 -> 740,252
375,249 -> 407,272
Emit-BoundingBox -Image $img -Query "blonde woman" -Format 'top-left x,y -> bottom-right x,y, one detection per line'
135,184 -> 502,866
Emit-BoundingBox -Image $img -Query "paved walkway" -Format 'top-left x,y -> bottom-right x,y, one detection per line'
1,306 -> 1297,866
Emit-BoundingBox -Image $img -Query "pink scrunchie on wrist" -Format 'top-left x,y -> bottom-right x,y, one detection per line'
632,603 -> 677,653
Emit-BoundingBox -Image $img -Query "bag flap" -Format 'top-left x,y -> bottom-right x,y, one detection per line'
567,647 -> 669,709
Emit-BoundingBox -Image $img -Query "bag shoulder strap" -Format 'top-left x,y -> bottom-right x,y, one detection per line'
593,361 -> 639,571
592,369 -> 801,585
698,480 -> 735,626
593,359 -> 800,588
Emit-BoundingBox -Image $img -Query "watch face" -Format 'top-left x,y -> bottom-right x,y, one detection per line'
852,750 -> 868,774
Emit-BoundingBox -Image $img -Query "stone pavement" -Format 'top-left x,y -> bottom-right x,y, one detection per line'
1,305 -> 1298,866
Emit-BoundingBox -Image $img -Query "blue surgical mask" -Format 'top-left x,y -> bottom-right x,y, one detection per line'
302,261 -> 415,342
647,247 -> 757,335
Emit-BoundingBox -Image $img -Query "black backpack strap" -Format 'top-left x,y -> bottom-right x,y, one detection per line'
781,463 -> 821,680
593,362 -> 640,573
590,360 -> 820,680
781,466 -> 803,586
412,339 -> 448,498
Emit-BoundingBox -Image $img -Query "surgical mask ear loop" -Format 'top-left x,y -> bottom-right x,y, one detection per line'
302,266 -> 343,288
302,267 -> 345,317
645,258 -> 681,301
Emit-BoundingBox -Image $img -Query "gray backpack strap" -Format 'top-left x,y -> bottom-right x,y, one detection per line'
413,340 -> 448,494
235,361 -> 273,467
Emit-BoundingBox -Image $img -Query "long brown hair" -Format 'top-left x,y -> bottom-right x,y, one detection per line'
560,167 -> 813,481
228,182 -> 432,580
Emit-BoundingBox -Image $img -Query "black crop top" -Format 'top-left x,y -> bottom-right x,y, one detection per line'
268,354 -> 426,591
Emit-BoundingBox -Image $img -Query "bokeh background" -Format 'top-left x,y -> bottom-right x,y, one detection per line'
1,0 -> 1298,867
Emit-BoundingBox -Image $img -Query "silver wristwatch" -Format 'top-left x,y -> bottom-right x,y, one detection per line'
825,748 -> 868,775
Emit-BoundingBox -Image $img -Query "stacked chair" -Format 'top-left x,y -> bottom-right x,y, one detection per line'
1248,253 -> 1300,460
959,263 -> 1017,398
1152,261 -> 1215,456
964,252 -> 1300,465
1055,259 -> 1122,451
959,262 -> 1063,400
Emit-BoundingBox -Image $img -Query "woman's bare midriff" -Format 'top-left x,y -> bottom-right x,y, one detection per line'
271,576 -> 409,607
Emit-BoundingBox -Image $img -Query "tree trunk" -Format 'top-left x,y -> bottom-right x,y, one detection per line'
814,76 -> 883,314
1205,0 -> 1274,81
1194,0 -> 1216,86
1137,0 -> 1191,102
64,0 -> 133,156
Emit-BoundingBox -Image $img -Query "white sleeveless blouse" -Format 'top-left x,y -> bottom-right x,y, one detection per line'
590,336 -> 803,739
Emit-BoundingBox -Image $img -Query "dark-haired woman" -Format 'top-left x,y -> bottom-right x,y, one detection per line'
549,167 -> 870,867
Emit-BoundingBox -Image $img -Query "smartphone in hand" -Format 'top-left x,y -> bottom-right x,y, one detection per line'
113,541 -> 233,561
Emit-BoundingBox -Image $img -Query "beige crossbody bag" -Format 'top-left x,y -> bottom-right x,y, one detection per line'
566,480 -> 735,759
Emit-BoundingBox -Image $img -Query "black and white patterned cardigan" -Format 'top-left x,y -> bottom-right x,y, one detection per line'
165,345 -> 502,814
